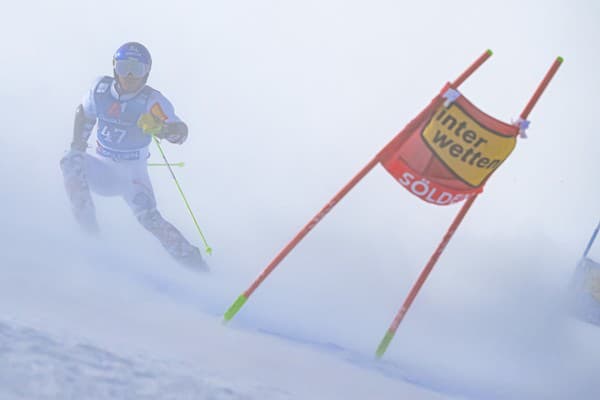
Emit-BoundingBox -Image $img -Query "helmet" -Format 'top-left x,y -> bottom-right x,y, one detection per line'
112,42 -> 152,83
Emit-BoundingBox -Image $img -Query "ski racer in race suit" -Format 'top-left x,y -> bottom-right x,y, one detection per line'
60,42 -> 207,270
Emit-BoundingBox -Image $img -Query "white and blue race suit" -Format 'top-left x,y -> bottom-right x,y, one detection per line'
84,75 -> 182,161
60,76 -> 206,268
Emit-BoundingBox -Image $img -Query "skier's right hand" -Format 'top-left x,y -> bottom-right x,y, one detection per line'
137,113 -> 164,136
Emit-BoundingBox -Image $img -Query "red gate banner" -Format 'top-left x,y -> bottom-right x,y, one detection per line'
379,86 -> 519,205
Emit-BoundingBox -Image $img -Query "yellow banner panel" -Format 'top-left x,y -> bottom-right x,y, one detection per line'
422,103 -> 517,187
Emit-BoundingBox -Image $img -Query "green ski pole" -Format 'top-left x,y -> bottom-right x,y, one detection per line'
148,162 -> 185,167
152,136 -> 212,255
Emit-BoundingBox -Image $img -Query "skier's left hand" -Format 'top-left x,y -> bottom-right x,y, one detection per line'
159,122 -> 188,144
137,113 -> 164,136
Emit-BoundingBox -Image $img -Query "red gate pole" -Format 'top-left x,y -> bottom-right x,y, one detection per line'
375,195 -> 478,358
375,55 -> 564,358
223,50 -> 493,323
519,57 -> 563,121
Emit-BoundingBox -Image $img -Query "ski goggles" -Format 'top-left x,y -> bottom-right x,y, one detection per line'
114,59 -> 149,78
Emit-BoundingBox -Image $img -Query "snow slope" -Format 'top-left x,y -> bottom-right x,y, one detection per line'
1,1 -> 600,399
0,211 -> 453,400
0,177 -> 598,399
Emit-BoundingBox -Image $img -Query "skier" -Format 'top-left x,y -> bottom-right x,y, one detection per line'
60,42 -> 208,270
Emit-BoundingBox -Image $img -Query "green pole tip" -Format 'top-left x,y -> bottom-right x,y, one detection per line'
557,56 -> 564,63
206,247 -> 213,255
375,331 -> 396,359
486,49 -> 493,56
223,294 -> 249,322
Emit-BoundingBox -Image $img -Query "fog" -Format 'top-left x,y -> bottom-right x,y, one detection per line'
1,0 -> 599,398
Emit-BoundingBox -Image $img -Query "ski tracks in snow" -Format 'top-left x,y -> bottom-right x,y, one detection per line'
0,321 -> 291,400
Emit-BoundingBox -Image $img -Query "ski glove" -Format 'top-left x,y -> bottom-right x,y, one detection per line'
137,113 -> 188,144
159,122 -> 189,144
137,113 -> 164,136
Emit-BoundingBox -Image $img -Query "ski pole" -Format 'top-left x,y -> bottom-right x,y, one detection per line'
152,135 -> 212,255
583,220 -> 600,259
148,162 -> 185,167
